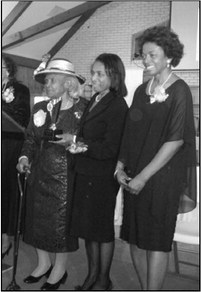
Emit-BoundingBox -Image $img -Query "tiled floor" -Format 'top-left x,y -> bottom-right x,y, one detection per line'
2,237 -> 200,291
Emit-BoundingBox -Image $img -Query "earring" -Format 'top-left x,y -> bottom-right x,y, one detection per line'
167,60 -> 171,68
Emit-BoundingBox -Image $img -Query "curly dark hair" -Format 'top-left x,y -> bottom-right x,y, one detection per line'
2,54 -> 17,81
92,53 -> 128,98
138,26 -> 184,67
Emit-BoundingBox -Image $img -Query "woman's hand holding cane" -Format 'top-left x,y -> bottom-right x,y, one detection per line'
16,157 -> 31,175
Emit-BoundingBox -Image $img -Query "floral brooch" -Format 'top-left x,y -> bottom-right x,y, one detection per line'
74,110 -> 82,119
2,87 -> 15,103
149,86 -> 169,104
148,72 -> 172,104
33,109 -> 47,127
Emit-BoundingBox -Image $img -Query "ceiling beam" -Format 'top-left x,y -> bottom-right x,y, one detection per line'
48,8 -> 99,58
2,2 -> 110,49
2,53 -> 40,69
2,2 -> 32,36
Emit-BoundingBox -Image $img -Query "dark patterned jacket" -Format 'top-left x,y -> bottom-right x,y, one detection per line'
2,81 -> 30,139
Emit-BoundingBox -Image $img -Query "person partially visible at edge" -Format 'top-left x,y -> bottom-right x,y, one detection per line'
2,54 -> 30,259
54,53 -> 128,290
16,57 -> 87,291
115,26 -> 197,290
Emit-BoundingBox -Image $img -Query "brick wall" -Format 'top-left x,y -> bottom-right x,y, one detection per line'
55,2 -> 170,82
174,71 -> 199,87
55,1 -> 198,100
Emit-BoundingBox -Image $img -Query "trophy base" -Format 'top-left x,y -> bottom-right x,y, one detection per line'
43,129 -> 63,141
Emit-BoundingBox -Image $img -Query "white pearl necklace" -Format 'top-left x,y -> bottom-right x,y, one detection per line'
148,72 -> 173,96
148,72 -> 173,104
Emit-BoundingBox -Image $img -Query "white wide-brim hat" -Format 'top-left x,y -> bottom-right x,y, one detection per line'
34,58 -> 85,84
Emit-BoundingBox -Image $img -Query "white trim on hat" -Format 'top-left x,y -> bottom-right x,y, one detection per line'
34,58 -> 85,84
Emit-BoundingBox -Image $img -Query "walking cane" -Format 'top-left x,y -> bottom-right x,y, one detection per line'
6,171 -> 28,290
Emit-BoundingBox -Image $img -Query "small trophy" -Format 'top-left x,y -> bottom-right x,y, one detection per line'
43,123 -> 63,141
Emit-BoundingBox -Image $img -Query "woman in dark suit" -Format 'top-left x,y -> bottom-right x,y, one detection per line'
2,54 -> 30,258
57,53 -> 128,290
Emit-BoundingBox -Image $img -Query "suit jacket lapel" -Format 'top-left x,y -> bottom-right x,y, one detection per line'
80,94 -> 97,121
83,91 -> 115,122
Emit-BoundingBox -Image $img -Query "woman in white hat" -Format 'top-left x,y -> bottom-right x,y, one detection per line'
17,57 -> 87,290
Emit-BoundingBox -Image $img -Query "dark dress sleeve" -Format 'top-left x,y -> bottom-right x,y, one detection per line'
20,101 -> 47,163
168,81 -> 197,213
165,81 -> 193,142
118,85 -> 142,165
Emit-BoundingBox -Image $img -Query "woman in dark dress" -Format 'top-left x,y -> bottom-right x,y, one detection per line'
56,53 -> 128,290
116,26 -> 197,290
2,54 -> 30,258
17,58 -> 87,290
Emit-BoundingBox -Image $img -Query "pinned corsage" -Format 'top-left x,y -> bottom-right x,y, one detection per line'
33,109 -> 47,127
33,53 -> 51,76
74,110 -> 82,119
148,72 -> 172,104
149,86 -> 169,104
2,87 -> 15,103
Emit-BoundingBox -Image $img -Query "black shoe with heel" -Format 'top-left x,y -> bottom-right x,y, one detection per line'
24,265 -> 52,284
74,279 -> 96,291
74,285 -> 83,291
74,282 -> 95,291
40,271 -> 68,290
76,279 -> 113,291
2,243 -> 12,260
106,280 -> 113,290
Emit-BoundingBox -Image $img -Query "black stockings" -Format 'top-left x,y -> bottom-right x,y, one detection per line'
81,240 -> 114,290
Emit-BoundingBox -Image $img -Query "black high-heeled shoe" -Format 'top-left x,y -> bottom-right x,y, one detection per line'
40,271 -> 68,290
74,285 -> 83,291
2,243 -> 12,259
79,279 -> 113,291
74,278 -> 98,291
106,279 -> 113,290
74,282 -> 95,291
24,265 -> 52,284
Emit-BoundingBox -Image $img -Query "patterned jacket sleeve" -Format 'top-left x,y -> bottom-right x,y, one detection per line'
20,101 -> 46,163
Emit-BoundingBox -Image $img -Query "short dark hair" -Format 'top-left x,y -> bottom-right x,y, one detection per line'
93,53 -> 128,98
139,26 -> 184,67
2,54 -> 17,81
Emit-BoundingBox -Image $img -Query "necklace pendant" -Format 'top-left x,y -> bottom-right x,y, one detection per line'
47,101 -> 53,112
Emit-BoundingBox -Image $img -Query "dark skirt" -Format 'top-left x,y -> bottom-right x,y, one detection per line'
70,173 -> 119,242
120,189 -> 179,252
23,143 -> 78,253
